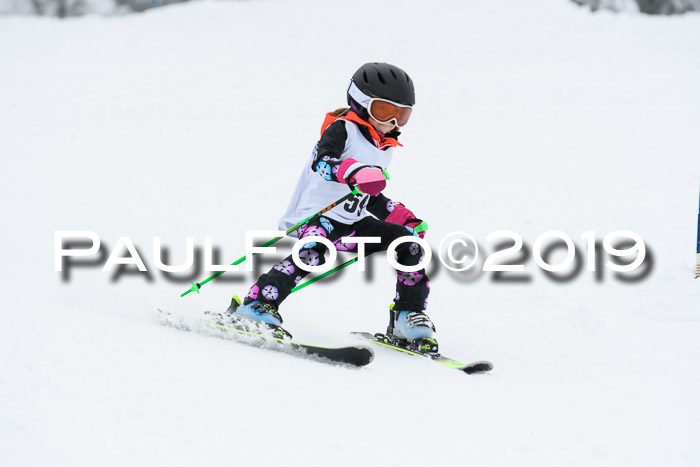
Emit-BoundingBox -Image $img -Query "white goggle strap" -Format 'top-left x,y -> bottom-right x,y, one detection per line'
347,79 -> 373,109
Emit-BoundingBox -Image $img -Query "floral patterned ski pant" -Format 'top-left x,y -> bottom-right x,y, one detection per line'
243,215 -> 429,312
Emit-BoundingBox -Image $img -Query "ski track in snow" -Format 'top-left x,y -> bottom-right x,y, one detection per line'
1,0 -> 700,466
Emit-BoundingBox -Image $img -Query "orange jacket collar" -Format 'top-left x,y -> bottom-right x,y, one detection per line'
321,111 -> 402,150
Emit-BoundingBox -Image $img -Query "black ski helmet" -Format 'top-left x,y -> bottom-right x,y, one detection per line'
347,62 -> 415,108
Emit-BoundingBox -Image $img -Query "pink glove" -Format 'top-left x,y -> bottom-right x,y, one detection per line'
387,204 -> 428,238
337,159 -> 387,196
350,167 -> 386,196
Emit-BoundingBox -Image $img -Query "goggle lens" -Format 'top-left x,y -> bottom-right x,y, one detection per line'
368,99 -> 412,127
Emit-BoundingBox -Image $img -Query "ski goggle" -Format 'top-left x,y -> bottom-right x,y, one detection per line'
348,79 -> 413,128
368,98 -> 413,128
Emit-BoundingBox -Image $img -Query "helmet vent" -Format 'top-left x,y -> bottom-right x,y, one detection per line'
389,68 -> 397,79
362,71 -> 369,84
377,72 -> 386,85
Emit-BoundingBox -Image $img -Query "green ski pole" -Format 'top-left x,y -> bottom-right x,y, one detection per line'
180,186 -> 362,297
290,257 -> 359,293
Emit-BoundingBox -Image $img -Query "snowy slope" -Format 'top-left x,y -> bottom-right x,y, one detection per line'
1,0 -> 700,466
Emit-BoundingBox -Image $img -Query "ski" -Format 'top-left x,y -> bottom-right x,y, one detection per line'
158,309 -> 373,367
351,332 -> 492,374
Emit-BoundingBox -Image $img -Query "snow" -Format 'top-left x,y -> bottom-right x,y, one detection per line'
1,0 -> 700,465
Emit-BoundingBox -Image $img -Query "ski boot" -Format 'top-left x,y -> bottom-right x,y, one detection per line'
225,295 -> 292,340
387,304 -> 438,354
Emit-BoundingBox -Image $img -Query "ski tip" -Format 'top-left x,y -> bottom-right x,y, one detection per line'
358,347 -> 375,366
336,346 -> 375,367
298,344 -> 374,367
362,346 -> 375,365
461,361 -> 493,374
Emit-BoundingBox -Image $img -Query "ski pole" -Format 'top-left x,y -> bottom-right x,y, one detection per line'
180,186 -> 362,297
290,257 -> 358,294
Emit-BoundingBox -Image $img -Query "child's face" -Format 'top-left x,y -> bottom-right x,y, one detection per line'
368,117 -> 398,134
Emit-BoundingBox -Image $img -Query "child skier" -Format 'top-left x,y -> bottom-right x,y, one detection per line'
228,63 -> 435,343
